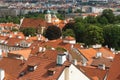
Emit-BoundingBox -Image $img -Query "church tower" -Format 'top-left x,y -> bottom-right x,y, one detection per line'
45,10 -> 52,23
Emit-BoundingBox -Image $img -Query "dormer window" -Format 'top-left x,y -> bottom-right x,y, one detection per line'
19,71 -> 26,77
27,64 -> 37,72
48,68 -> 56,76
20,41 -> 31,48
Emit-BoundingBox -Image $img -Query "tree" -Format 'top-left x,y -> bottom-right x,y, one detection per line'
85,16 -> 98,24
21,27 -> 36,36
84,25 -> 104,45
62,29 -> 75,37
24,12 -> 45,19
74,22 -> 86,42
45,26 -> 62,40
114,15 -> 120,24
103,25 -> 120,50
101,9 -> 115,23
56,13 -> 65,20
97,16 -> 108,25
62,22 -> 75,31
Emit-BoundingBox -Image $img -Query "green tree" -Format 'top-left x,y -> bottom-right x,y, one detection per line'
45,26 -> 62,40
84,25 -> 104,45
62,29 -> 75,37
101,9 -> 115,23
56,13 -> 65,20
25,12 -> 45,19
21,27 -> 36,36
85,16 -> 97,24
103,25 -> 120,50
62,22 -> 75,31
74,17 -> 86,23
97,16 -> 108,25
74,22 -> 86,42
114,15 -> 120,24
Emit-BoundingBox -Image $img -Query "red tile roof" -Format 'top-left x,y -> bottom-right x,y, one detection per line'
107,54 -> 120,80
0,36 -> 9,40
78,48 -> 97,65
95,47 -> 115,58
0,22 -> 18,27
64,36 -> 75,41
18,56 -> 70,80
9,48 -> 32,60
0,57 -> 23,79
21,18 -> 47,28
91,57 -> 113,68
6,38 -> 23,46
80,66 -> 107,80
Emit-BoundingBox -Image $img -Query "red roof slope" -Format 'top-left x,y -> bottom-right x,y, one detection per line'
18,56 -> 69,80
0,58 -> 23,79
107,54 -> 120,80
80,66 -> 107,80
21,18 -> 47,28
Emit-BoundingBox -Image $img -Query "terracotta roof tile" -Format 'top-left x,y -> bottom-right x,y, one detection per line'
80,66 -> 107,80
21,18 -> 47,28
64,36 -> 75,41
0,36 -> 9,40
6,38 -> 20,46
6,38 -> 23,46
91,57 -> 113,68
9,48 -> 32,60
107,54 -> 120,80
78,48 -> 97,65
18,56 -> 68,80
0,57 -> 23,79
95,47 -> 115,58
0,22 -> 17,27
9,32 -> 25,39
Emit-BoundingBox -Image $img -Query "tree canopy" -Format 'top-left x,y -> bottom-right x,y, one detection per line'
62,9 -> 120,50
62,29 -> 75,38
45,26 -> 62,40
101,9 -> 115,24
103,25 -> 120,50
21,27 -> 36,36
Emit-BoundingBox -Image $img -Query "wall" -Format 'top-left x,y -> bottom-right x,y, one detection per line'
58,64 -> 90,80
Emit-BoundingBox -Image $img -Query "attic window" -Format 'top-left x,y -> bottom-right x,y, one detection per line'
48,68 -> 56,76
27,64 -> 37,72
19,71 -> 26,77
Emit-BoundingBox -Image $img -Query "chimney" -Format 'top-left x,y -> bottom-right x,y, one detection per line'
39,47 -> 42,52
25,37 -> 29,40
95,52 -> 102,58
0,49 -> 2,58
72,59 -> 77,65
57,53 -> 66,65
14,31 -> 18,35
9,34 -> 12,38
0,69 -> 5,80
